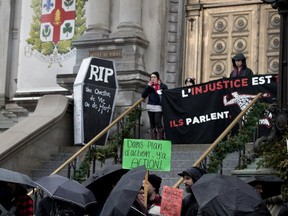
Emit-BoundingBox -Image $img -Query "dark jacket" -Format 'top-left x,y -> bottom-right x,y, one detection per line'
127,198 -> 148,216
0,182 -> 14,211
142,83 -> 168,106
230,53 -> 254,77
36,197 -> 53,216
181,193 -> 200,216
179,167 -> 206,216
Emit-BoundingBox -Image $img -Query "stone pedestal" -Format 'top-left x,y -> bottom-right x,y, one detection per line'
65,36 -> 149,105
231,158 -> 279,181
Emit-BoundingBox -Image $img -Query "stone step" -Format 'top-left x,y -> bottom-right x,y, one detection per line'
31,144 -> 241,188
31,146 -> 82,180
32,169 -> 69,180
31,149 -> 115,180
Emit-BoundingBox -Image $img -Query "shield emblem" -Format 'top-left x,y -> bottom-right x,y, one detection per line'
40,0 -> 75,44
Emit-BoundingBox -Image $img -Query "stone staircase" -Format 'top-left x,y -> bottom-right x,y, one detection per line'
31,144 -> 241,189
31,146 -> 82,180
31,146 -> 116,180
151,144 -> 240,191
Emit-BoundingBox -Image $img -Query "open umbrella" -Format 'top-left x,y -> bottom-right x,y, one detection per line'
99,165 -> 146,216
0,168 -> 35,188
244,175 -> 284,199
192,174 -> 271,216
82,164 -> 128,200
34,174 -> 96,208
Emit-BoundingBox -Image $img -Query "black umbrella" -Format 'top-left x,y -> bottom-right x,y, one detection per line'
82,164 -> 128,201
192,174 -> 271,216
244,175 -> 284,199
99,165 -> 146,216
34,174 -> 97,208
0,168 -> 35,188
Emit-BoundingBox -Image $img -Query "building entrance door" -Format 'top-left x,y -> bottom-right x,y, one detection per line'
184,3 -> 279,83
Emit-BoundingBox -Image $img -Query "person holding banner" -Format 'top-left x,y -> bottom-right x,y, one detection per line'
178,166 -> 206,216
230,53 -> 254,78
142,71 -> 168,140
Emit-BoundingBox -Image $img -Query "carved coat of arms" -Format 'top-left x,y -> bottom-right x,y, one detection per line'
26,0 -> 86,66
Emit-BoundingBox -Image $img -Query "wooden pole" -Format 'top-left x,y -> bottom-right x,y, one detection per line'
143,171 -> 149,208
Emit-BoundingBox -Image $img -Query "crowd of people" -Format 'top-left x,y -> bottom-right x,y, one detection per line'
1,165 -> 287,216
126,168 -> 206,216
0,53 -> 286,215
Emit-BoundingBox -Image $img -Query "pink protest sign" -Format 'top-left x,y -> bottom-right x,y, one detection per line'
160,185 -> 183,216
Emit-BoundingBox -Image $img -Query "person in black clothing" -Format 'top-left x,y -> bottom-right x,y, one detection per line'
146,174 -> 162,215
230,53 -> 254,77
142,71 -> 168,140
127,186 -> 147,216
36,196 -> 85,216
277,202 -> 288,216
0,181 -> 14,214
178,166 -> 206,216
35,196 -> 53,216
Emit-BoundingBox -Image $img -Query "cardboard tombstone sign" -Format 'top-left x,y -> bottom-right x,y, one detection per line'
74,57 -> 118,145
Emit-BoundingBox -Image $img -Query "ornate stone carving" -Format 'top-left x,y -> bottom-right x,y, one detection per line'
213,39 -> 226,53
269,12 -> 281,28
212,61 -> 226,75
234,16 -> 248,31
269,35 -> 280,50
267,11 -> 280,74
233,38 -> 247,53
214,17 -> 227,32
268,57 -> 279,73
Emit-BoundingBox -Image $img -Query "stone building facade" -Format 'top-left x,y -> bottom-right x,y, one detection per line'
0,0 -> 279,133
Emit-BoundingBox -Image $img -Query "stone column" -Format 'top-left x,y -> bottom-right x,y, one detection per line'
115,0 -> 145,38
0,0 -> 11,107
71,0 -> 111,74
84,0 -> 110,39
185,2 -> 202,85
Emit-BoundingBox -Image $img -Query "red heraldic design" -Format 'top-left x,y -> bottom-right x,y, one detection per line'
40,0 -> 75,44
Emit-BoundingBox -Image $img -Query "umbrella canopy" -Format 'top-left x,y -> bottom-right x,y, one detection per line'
192,174 -> 271,216
34,174 -> 97,208
244,175 -> 284,199
99,165 -> 146,216
0,168 -> 35,188
82,164 -> 128,201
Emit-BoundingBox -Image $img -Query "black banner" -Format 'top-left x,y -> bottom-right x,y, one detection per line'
162,75 -> 277,144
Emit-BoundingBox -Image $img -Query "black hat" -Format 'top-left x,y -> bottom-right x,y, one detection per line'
148,174 -> 162,193
178,166 -> 206,183
151,71 -> 160,79
232,53 -> 246,61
